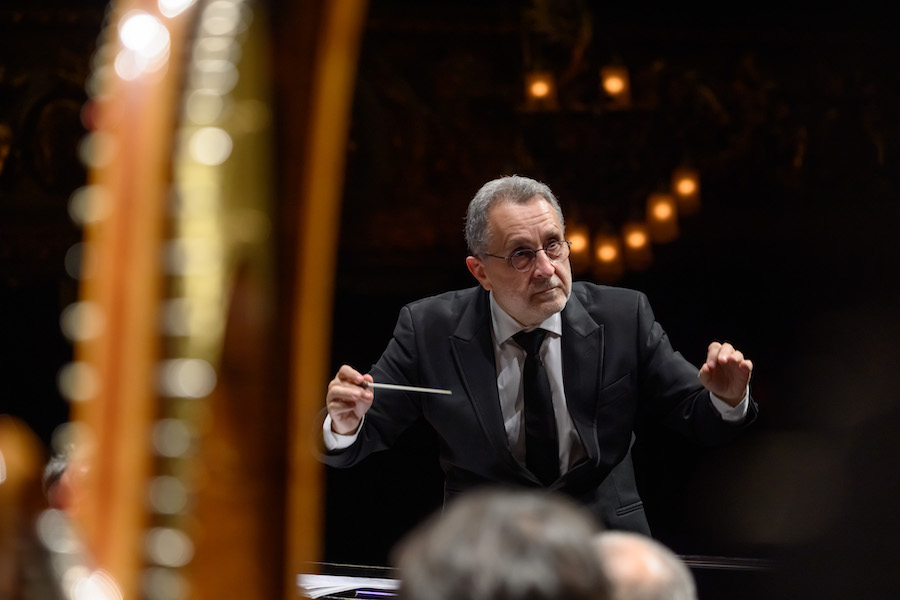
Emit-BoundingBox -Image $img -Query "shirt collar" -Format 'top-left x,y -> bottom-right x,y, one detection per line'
489,291 -> 563,345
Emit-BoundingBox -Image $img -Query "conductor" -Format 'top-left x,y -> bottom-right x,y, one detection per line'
320,175 -> 756,533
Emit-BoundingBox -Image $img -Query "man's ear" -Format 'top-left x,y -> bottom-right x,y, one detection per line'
465,255 -> 492,291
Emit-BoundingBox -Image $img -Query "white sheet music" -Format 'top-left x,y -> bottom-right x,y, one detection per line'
298,573 -> 400,598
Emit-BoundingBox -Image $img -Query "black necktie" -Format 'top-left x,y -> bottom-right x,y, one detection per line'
513,328 -> 560,486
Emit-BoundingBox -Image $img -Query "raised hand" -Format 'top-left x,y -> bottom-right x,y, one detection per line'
698,341 -> 753,406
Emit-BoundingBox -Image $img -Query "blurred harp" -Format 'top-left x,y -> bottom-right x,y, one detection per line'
59,1 -> 367,599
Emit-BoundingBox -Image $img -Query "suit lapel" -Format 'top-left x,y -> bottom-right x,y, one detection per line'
449,289 -> 516,462
561,292 -> 604,464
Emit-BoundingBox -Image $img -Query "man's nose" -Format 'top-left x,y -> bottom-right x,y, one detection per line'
532,249 -> 555,277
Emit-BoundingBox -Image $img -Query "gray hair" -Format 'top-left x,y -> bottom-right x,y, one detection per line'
593,532 -> 697,600
395,488 -> 610,600
464,175 -> 565,255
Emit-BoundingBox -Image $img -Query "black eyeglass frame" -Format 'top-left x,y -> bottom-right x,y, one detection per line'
482,240 -> 572,272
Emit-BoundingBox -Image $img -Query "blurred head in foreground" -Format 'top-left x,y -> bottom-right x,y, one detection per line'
394,487 -> 610,600
593,531 -> 696,600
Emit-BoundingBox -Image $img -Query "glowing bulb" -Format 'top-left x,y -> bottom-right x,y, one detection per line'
530,80 -> 550,98
671,168 -> 701,215
652,201 -> 674,221
676,177 -> 697,196
603,75 -> 625,95
625,230 -> 647,249
569,231 -> 588,253
524,72 -> 556,109
599,66 -> 631,108
597,244 -> 618,262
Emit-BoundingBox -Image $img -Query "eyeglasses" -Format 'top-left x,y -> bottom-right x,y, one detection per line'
483,240 -> 572,272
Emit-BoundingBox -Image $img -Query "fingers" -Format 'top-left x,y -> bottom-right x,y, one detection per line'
327,365 -> 374,403
334,364 -> 373,386
326,364 -> 375,433
699,340 -> 754,404
705,341 -> 752,372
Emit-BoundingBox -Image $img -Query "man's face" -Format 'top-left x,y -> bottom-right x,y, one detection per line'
466,196 -> 572,327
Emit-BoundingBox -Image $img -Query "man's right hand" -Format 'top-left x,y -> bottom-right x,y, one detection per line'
326,365 -> 375,435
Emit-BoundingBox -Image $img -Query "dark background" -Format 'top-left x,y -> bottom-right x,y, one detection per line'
1,4 -> 100,446
2,2 -> 900,596
324,1 -> 900,572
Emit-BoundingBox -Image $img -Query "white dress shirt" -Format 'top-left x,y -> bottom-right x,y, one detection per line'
488,293 -> 586,473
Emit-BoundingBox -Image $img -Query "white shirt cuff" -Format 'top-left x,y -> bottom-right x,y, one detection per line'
323,414 -> 363,450
709,388 -> 750,423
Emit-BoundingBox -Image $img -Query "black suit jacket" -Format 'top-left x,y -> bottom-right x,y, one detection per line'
321,282 -> 757,533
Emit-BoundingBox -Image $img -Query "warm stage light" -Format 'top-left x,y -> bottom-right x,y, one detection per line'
599,66 -> 631,108
648,194 -> 675,222
625,229 -> 647,249
567,224 -> 590,273
530,80 -> 550,98
622,221 -> 652,270
652,201 -> 672,221
603,75 -> 625,96
597,243 -> 618,262
569,230 -> 588,253
646,192 -> 678,243
592,234 -> 624,282
676,177 -> 696,196
671,167 -> 700,214
523,71 -> 558,110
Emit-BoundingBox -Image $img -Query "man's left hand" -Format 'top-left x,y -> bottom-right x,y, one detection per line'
698,341 -> 753,407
